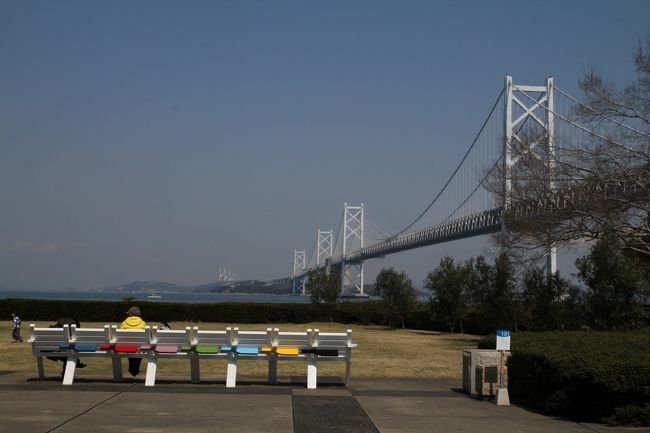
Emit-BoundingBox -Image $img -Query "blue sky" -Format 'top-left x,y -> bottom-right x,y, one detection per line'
1,1 -> 649,290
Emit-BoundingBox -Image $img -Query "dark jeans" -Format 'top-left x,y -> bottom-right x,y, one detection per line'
46,357 -> 85,373
12,328 -> 22,342
128,358 -> 142,376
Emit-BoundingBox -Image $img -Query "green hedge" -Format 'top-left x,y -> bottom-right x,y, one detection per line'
479,331 -> 650,426
0,298 -> 434,329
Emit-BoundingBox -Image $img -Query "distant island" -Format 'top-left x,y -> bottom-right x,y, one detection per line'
87,279 -> 295,296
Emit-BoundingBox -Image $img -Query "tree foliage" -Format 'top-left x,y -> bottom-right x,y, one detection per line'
424,257 -> 470,333
307,268 -> 341,322
475,253 -> 518,332
426,254 -> 521,334
521,267 -> 583,331
576,232 -> 647,330
375,267 -> 416,329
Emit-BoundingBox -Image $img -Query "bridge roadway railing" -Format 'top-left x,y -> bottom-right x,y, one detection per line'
293,207 -> 504,281
344,207 -> 504,263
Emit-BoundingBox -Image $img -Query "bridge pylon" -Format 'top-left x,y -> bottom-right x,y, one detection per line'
292,249 -> 306,295
317,229 -> 333,267
341,203 -> 365,295
504,75 -> 557,274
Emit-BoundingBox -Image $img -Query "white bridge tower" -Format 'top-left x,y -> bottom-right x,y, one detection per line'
317,229 -> 333,266
341,203 -> 364,295
504,75 -> 557,274
292,249 -> 306,294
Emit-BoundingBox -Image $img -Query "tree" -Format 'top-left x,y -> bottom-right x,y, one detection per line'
375,268 -> 416,329
486,32 -> 650,259
576,232 -> 647,330
469,254 -> 519,333
307,268 -> 341,322
425,257 -> 470,333
521,267 -> 583,331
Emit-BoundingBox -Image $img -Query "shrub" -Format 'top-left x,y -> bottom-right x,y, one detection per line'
478,331 -> 650,426
0,298 -> 439,329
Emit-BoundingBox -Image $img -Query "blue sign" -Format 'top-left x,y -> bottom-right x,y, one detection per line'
496,329 -> 511,351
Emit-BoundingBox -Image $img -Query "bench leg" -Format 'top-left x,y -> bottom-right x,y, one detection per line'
268,353 -> 277,384
62,353 -> 78,385
36,356 -> 45,380
307,353 -> 317,389
226,351 -> 237,388
344,350 -> 352,385
145,353 -> 157,387
111,352 -> 123,382
190,352 -> 200,384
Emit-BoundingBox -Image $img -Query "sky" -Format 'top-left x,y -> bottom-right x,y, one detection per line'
1,0 -> 649,291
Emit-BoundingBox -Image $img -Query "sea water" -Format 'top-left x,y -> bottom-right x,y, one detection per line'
0,290 -> 314,304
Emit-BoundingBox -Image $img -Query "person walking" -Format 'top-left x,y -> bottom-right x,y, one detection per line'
120,306 -> 146,376
11,312 -> 23,343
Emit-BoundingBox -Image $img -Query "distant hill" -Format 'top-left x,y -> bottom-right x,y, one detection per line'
211,279 -> 293,295
98,280 -> 196,293
94,279 -> 294,295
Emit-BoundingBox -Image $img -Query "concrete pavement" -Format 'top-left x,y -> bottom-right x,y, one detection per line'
0,371 -> 647,433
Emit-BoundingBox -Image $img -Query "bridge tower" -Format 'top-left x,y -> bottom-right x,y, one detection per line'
317,229 -> 333,266
504,75 -> 557,274
292,249 -> 306,294
341,203 -> 365,295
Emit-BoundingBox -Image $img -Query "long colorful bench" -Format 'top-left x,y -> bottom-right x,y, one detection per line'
29,324 -> 355,389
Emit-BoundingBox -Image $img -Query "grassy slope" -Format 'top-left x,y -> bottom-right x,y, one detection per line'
1,321 -> 479,379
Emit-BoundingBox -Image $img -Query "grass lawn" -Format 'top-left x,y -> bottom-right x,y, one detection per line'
1,321 -> 479,380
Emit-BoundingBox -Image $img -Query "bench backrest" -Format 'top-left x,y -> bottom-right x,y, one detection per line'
316,331 -> 353,349
30,324 -> 109,348
110,326 -> 150,345
276,331 -> 310,347
276,329 -> 352,349
194,328 -> 229,346
153,327 -> 192,346
71,326 -> 110,346
29,325 -> 68,352
235,328 -> 272,347
30,324 -> 353,351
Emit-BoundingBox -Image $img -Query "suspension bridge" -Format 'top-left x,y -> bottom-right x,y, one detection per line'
286,74 -> 646,295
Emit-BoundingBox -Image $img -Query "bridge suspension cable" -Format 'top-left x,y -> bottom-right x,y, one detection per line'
331,210 -> 345,259
382,87 -> 505,240
554,85 -> 650,137
512,83 -> 640,153
441,155 -> 503,224
364,209 -> 392,239
305,236 -> 318,269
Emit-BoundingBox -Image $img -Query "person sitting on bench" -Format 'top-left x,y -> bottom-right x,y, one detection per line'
48,317 -> 87,375
120,306 -> 146,376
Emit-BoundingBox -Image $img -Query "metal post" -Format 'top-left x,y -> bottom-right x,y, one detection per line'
501,75 -> 513,252
504,75 -> 513,211
545,76 -> 557,275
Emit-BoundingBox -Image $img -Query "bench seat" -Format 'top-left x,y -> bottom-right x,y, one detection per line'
58,343 -> 99,352
261,347 -> 300,356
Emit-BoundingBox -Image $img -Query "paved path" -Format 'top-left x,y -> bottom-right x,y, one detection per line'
0,372 -> 647,433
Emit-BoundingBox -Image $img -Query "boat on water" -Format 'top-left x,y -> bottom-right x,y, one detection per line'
146,291 -> 162,299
